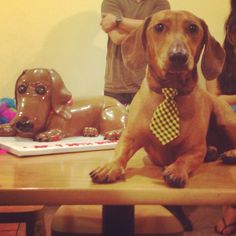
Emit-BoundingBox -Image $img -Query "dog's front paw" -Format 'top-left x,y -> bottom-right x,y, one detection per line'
89,161 -> 125,183
83,127 -> 99,137
35,129 -> 64,142
163,164 -> 188,188
104,129 -> 122,140
0,123 -> 16,136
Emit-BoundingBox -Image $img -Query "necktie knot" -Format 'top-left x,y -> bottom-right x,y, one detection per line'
162,88 -> 178,99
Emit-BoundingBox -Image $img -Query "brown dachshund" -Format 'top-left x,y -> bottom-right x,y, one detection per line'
90,10 -> 236,188
0,69 -> 127,141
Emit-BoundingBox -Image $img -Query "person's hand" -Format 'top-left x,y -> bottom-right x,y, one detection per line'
100,13 -> 117,33
219,95 -> 227,100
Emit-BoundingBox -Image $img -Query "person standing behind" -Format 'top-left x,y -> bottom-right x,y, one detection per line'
206,0 -> 236,235
101,0 -> 170,104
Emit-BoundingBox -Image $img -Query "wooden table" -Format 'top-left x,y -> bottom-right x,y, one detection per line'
0,149 -> 235,236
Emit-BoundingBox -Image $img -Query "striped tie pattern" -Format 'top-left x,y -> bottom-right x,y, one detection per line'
150,88 -> 180,145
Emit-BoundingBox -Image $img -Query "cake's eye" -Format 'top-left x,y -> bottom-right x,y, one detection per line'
18,84 -> 27,94
35,85 -> 46,95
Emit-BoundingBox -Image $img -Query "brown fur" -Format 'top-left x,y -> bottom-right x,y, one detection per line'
0,69 -> 127,141
90,10 -> 236,188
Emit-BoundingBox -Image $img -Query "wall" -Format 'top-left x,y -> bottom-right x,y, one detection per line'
0,0 -> 230,98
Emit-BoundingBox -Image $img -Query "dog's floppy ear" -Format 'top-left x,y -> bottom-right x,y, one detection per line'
121,17 -> 151,73
49,69 -> 72,120
15,69 -> 28,106
201,20 -> 225,80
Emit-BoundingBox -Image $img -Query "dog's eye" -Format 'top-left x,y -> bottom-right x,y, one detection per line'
188,24 -> 198,34
155,23 -> 165,33
18,84 -> 27,94
35,85 -> 46,95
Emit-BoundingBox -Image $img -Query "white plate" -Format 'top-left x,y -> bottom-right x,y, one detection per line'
0,136 -> 117,157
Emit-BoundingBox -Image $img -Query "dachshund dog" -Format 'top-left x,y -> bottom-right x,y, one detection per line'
0,69 -> 127,141
90,10 -> 236,188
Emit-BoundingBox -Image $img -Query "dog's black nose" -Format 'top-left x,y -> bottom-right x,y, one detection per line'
169,52 -> 188,66
16,120 -> 34,132
168,40 -> 188,67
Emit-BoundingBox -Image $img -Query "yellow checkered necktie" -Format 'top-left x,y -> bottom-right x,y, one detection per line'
150,88 -> 180,145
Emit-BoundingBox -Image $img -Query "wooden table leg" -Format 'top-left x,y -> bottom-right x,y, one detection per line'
102,205 -> 134,236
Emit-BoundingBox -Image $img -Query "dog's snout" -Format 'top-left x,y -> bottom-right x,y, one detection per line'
169,52 -> 188,66
168,41 -> 188,67
16,119 -> 34,132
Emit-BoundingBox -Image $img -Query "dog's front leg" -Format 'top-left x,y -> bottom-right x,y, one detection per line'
163,145 -> 206,188
90,134 -> 141,183
103,129 -> 123,140
83,127 -> 99,137
35,129 -> 65,142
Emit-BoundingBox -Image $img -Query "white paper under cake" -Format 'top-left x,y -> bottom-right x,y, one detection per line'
0,136 -> 117,157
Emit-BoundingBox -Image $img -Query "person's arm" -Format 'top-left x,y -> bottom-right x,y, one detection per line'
115,0 -> 171,32
219,94 -> 236,105
205,79 -> 221,95
100,13 -> 143,45
107,29 -> 129,45
102,13 -> 144,33
100,0 -> 170,45
101,13 -> 144,33
206,79 -> 236,105
101,14 -> 144,45
100,0 -> 129,44
115,15 -> 144,33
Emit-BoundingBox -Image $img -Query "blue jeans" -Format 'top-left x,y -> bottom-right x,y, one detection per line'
231,105 -> 236,111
